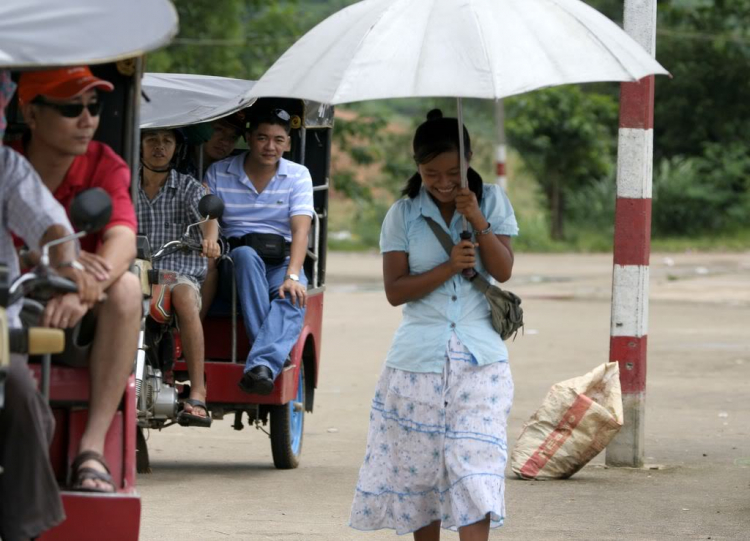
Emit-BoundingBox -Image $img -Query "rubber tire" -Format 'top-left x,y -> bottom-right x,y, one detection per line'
269,364 -> 305,469
136,427 -> 152,474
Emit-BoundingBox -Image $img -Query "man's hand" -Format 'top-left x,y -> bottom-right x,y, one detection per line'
78,250 -> 112,282
201,239 -> 221,258
43,293 -> 88,329
279,279 -> 307,308
56,265 -> 104,307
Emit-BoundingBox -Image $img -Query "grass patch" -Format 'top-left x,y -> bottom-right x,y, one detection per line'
651,230 -> 750,252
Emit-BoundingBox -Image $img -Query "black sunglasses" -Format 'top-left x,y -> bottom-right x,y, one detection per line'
272,108 -> 291,122
32,96 -> 103,118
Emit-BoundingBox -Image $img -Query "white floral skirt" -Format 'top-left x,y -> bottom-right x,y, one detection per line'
350,335 -> 514,535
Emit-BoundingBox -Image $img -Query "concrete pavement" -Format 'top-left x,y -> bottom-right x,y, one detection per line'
138,251 -> 750,540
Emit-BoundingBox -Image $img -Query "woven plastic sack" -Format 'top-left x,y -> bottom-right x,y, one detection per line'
511,362 -> 624,479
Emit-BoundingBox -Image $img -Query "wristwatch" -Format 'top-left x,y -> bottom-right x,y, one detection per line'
56,260 -> 85,271
284,273 -> 300,282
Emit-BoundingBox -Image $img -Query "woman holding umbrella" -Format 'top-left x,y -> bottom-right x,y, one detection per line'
350,110 -> 518,540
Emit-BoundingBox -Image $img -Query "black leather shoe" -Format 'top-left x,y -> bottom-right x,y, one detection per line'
238,365 -> 275,396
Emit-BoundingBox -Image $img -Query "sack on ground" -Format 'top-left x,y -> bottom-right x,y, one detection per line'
510,362 -> 624,480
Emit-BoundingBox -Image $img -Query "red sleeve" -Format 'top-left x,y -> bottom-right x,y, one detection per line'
79,144 -> 137,253
100,159 -> 137,234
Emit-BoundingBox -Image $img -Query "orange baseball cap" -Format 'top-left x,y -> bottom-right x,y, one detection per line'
18,66 -> 114,105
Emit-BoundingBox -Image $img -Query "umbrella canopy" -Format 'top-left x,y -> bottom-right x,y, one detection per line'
0,0 -> 178,68
140,73 -> 257,129
248,0 -> 668,104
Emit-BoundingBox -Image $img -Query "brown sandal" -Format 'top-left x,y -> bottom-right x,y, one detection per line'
69,450 -> 116,493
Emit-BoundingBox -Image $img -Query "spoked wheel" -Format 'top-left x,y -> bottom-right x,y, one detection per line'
270,364 -> 305,469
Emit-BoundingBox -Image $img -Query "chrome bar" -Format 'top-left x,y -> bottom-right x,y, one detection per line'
312,211 -> 320,289
41,354 -> 51,402
229,257 -> 238,364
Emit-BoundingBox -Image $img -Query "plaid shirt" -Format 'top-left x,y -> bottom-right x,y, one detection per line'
1,147 -> 72,326
136,169 -> 207,286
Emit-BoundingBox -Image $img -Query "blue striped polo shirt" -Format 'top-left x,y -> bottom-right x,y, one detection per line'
204,153 -> 314,242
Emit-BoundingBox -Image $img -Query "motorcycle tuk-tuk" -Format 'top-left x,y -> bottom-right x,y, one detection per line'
0,1 -> 177,539
136,73 -> 333,469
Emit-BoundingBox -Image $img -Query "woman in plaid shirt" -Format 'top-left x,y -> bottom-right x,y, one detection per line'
137,128 -> 220,426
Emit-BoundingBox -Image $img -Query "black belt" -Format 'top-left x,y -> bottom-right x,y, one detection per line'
227,233 -> 291,262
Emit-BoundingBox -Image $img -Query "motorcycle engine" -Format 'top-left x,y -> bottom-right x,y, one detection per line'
142,365 -> 177,421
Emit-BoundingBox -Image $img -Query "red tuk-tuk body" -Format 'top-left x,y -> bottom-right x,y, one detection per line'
31,368 -> 141,541
197,293 -> 323,405
137,80 -> 333,470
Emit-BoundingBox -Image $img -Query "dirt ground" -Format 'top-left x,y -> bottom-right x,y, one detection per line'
138,251 -> 750,541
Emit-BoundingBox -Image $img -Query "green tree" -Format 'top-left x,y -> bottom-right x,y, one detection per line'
147,0 -> 303,79
654,0 -> 750,160
506,86 -> 618,240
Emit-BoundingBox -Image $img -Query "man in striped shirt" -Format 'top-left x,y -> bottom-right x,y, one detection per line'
205,108 -> 313,395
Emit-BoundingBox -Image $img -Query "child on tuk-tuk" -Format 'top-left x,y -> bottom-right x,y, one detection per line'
137,127 -> 220,426
350,110 -> 518,541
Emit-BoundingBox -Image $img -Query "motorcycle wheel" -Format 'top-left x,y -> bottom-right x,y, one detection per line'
269,364 -> 305,469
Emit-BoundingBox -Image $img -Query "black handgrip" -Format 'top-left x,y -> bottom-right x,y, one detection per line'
460,230 -> 477,279
46,275 -> 78,295
8,328 -> 29,354
184,240 -> 203,253
8,274 -> 78,306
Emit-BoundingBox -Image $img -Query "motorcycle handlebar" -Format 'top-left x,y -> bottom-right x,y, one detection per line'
151,239 -> 210,262
6,274 -> 78,307
9,327 -> 65,355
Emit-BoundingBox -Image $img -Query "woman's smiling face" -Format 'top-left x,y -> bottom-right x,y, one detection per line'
418,151 -> 469,206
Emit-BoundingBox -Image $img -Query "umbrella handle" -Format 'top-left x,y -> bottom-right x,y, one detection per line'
460,231 -> 476,279
457,98 -> 469,233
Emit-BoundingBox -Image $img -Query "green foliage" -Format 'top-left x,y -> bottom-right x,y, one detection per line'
654,0 -> 750,160
652,142 -> 750,235
506,86 -> 618,240
146,0 -> 749,251
147,0 -> 303,79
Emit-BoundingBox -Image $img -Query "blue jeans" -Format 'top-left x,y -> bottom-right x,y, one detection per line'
227,246 -> 307,378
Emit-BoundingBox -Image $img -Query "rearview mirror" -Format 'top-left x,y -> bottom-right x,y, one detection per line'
198,194 -> 224,220
69,188 -> 113,233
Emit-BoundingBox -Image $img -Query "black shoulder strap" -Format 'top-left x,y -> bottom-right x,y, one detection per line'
422,216 -> 454,256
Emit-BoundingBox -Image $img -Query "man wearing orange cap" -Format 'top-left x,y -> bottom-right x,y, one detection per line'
14,66 -> 142,493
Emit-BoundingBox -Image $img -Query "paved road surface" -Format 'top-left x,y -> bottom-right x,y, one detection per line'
139,251 -> 750,540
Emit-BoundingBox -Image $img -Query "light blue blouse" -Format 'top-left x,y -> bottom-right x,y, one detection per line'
380,184 -> 519,373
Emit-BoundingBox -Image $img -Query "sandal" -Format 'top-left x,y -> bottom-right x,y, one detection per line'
69,450 -> 116,493
177,398 -> 213,427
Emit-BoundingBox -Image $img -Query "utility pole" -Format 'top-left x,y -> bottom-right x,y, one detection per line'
605,0 -> 657,468
495,99 -> 507,190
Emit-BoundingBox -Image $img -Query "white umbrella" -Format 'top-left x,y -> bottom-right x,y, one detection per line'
247,0 -> 668,231
0,0 -> 178,68
140,73 -> 257,129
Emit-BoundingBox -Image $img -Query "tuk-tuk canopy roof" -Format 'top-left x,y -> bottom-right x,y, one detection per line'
0,0 -> 178,68
140,73 -> 257,130
140,73 -> 335,130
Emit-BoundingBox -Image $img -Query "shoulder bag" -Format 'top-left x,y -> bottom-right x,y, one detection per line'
423,217 -> 524,341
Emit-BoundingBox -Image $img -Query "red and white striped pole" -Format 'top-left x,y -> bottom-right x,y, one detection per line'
495,100 -> 507,190
605,0 -> 657,468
